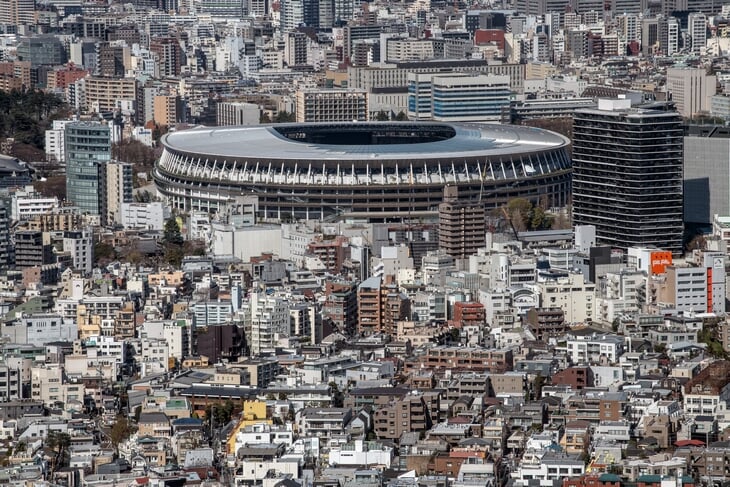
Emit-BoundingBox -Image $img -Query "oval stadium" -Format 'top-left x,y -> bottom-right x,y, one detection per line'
153,122 -> 572,220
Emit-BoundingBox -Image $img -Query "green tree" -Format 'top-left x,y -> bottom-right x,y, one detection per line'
274,111 -> 296,123
374,110 -> 389,121
46,431 -> 71,473
163,217 -> 184,245
394,110 -> 408,121
529,205 -> 553,231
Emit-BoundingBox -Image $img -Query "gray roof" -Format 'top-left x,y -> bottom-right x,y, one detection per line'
161,122 -> 569,162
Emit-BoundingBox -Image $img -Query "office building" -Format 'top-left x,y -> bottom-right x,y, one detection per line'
572,98 -> 684,253
408,72 -> 511,122
16,36 -> 67,67
438,185 -> 486,259
684,125 -> 730,226
688,13 -> 707,55
666,67 -> 717,119
65,122 -> 112,215
217,102 -> 260,126
295,89 -> 368,123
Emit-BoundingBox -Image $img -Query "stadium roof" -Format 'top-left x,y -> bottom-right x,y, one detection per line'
161,122 -> 569,162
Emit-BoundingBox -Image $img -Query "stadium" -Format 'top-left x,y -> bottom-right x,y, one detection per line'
153,122 -> 572,220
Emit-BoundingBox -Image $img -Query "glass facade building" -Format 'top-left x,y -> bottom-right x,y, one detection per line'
65,122 -> 111,216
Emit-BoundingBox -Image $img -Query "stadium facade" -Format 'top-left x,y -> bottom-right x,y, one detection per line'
153,122 -> 572,220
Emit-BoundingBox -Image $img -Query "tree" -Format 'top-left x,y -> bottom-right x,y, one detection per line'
13,441 -> 26,456
109,415 -> 136,455
506,198 -> 532,232
394,111 -> 408,121
533,373 -> 546,400
686,234 -> 707,252
33,175 -> 67,200
274,111 -> 296,123
374,110 -> 389,121
46,431 -> 71,473
112,139 -> 157,166
164,245 -> 185,267
94,242 -> 116,265
163,217 -> 184,245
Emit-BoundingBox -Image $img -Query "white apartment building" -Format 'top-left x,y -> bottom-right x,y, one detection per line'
193,300 -> 233,326
516,451 -> 585,487
131,126 -> 154,146
11,187 -> 59,221
2,314 -> 77,346
120,202 -> 168,230
232,423 -> 294,455
44,120 -> 74,163
246,292 -> 290,355
328,439 -> 394,467
688,13 -> 707,55
534,272 -> 595,323
31,365 -> 86,408
140,338 -> 170,371
566,334 -> 625,364
139,319 -> 192,359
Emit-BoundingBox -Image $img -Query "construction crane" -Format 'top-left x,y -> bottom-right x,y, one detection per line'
501,207 -> 520,242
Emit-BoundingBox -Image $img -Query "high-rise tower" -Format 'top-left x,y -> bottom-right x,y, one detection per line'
572,98 -> 684,254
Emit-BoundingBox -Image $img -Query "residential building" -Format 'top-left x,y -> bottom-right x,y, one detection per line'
120,202 -> 168,230
373,393 -> 434,441
357,276 -> 410,336
246,292 -> 290,356
295,89 -> 368,123
438,185 -> 486,260
82,77 -> 137,114
572,98 -> 684,254
101,161 -> 133,227
14,231 -> 53,269
150,37 -> 182,77
565,334 -> 625,364
683,361 -> 730,417
63,228 -> 94,275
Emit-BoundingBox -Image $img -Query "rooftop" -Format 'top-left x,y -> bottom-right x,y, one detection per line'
161,122 -> 569,162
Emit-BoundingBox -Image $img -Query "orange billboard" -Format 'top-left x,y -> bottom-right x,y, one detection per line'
650,251 -> 673,275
